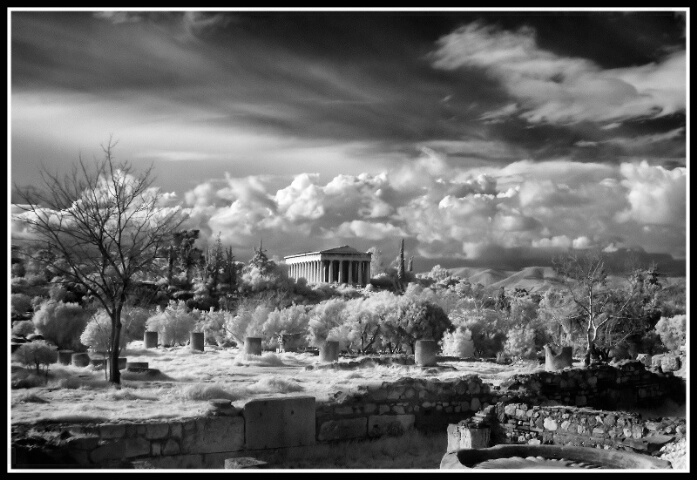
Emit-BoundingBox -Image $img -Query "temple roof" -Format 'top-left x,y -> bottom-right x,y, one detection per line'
284,245 -> 371,258
319,245 -> 364,255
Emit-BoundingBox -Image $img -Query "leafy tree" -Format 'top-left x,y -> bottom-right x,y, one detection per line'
224,300 -> 272,346
145,300 -> 197,346
344,297 -> 381,354
503,326 -> 537,360
195,308 -> 228,346
32,299 -> 92,350
263,304 -> 311,350
440,327 -> 475,358
11,293 -> 33,319
12,320 -> 35,338
12,340 -> 58,379
654,314 -> 686,352
307,298 -> 348,348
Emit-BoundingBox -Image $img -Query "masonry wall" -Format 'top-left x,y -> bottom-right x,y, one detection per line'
316,375 -> 492,441
494,360 -> 685,410
493,403 -> 686,452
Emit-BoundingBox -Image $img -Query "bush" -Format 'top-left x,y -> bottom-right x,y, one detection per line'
11,293 -> 33,318
224,303 -> 272,345
32,300 -> 91,350
263,305 -> 311,350
503,326 -> 537,360
307,298 -> 347,348
81,310 -> 125,354
121,306 -> 150,345
440,327 -> 475,357
12,320 -> 35,338
145,300 -> 198,346
12,340 -> 58,376
195,308 -> 228,345
654,315 -> 686,352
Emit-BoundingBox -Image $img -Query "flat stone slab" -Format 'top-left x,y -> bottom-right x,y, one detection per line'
244,396 -> 316,450
224,457 -> 268,469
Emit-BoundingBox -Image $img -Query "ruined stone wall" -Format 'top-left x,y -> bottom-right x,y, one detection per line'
315,375 -> 494,442
493,403 -> 686,453
494,361 -> 684,410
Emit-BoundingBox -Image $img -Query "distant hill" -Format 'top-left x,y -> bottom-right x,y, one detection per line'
463,268 -> 512,286
437,265 -> 685,294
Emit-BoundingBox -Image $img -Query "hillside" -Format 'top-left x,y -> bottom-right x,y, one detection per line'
440,265 -> 684,294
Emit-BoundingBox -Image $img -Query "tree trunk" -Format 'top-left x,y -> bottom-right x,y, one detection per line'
110,309 -> 123,385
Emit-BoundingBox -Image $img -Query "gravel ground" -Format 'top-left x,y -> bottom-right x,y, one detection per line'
659,438 -> 686,470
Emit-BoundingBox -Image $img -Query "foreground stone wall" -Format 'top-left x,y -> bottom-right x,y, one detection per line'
493,403 -> 686,453
316,375 -> 494,442
495,361 -> 684,410
11,361 -> 686,468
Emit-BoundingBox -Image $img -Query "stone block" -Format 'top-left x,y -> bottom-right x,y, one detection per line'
543,418 -> 558,431
99,424 -> 126,439
318,418 -> 367,442
90,441 -> 125,463
182,416 -> 244,454
163,439 -> 181,456
244,396 -> 315,450
470,397 -> 481,411
125,437 -> 152,458
145,423 -> 169,439
368,414 -> 415,438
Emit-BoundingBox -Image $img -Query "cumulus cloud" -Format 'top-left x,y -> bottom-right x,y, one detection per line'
168,152 -> 686,268
616,160 -> 686,226
430,22 -> 686,126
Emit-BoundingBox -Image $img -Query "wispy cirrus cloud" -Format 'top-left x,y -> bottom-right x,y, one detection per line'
430,21 -> 686,126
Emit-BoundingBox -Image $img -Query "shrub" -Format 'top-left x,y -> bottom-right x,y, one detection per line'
12,340 -> 58,377
440,327 -> 475,357
262,305 -> 311,350
121,306 -> 150,345
11,293 -> 33,318
307,298 -> 347,348
145,300 -> 198,346
32,300 -> 91,350
654,315 -> 686,351
195,308 -> 228,345
224,303 -> 272,346
80,309 -> 138,354
12,320 -> 35,338
503,326 -> 537,360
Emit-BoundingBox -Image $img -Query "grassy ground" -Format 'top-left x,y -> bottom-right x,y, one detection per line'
10,342 -> 545,424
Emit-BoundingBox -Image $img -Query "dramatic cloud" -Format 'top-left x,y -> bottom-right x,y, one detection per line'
616,161 -> 687,226
431,22 -> 686,126
175,149 -> 685,270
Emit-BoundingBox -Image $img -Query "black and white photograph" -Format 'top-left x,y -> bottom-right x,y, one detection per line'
9,7 -> 688,472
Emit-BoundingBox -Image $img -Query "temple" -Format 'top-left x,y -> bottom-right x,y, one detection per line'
284,246 -> 372,286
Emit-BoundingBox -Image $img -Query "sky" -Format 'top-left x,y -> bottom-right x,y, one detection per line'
9,9 -> 688,274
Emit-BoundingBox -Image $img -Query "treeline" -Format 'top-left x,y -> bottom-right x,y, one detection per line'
11,238 -> 687,362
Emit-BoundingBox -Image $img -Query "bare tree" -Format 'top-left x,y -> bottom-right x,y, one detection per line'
13,140 -> 185,384
552,249 -> 641,365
